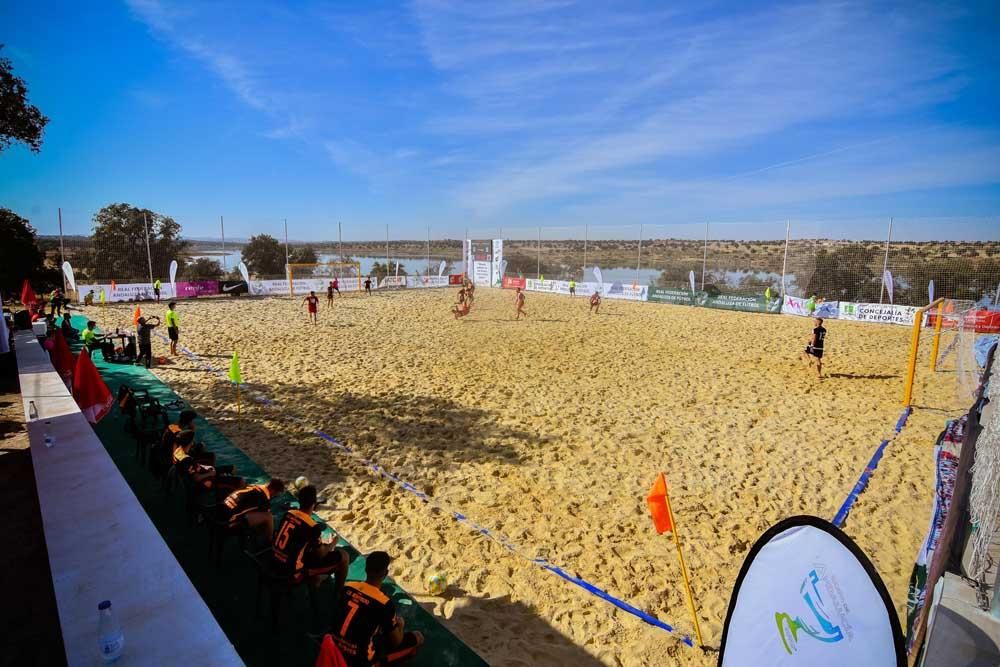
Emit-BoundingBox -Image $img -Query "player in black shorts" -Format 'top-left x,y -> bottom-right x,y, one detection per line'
172,431 -> 244,496
330,551 -> 424,666
221,478 -> 284,541
801,317 -> 827,377
271,485 -> 349,589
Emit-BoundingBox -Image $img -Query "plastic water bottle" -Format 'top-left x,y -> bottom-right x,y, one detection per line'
97,600 -> 124,663
28,401 -> 38,420
43,421 -> 54,448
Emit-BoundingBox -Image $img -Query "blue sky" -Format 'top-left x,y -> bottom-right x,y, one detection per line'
1,1 -> 999,241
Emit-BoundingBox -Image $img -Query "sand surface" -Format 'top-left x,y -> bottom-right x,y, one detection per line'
90,288 -> 967,666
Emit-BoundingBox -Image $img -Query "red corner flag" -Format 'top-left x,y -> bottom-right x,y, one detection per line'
646,472 -> 673,534
132,305 -> 142,328
49,329 -> 76,384
72,349 -> 114,423
20,278 -> 38,305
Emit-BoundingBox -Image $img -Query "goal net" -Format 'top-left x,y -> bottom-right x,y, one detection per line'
287,262 -> 363,294
903,298 -> 979,407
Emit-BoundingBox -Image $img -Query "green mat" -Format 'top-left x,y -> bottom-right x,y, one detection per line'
64,315 -> 486,667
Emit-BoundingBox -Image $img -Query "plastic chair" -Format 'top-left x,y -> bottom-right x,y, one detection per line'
244,546 -> 318,630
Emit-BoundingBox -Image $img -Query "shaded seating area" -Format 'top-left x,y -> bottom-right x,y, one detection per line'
63,315 -> 484,667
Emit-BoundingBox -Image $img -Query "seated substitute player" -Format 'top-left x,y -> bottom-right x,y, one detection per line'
172,430 -> 244,496
162,409 -> 215,465
272,485 -> 349,589
589,290 -> 601,314
221,478 -> 284,542
304,291 -> 320,325
801,317 -> 827,377
330,551 -> 424,667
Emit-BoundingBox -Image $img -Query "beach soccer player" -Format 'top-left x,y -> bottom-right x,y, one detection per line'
154,278 -> 161,302
272,485 -> 349,589
801,317 -> 827,377
364,277 -> 372,295
221,478 -> 284,542
165,301 -> 180,355
806,294 -> 818,316
332,277 -> 341,296
514,287 -> 527,320
135,315 -> 160,369
304,291 -> 320,324
327,281 -> 335,306
330,551 -> 424,666
589,290 -> 601,314
172,430 -> 244,496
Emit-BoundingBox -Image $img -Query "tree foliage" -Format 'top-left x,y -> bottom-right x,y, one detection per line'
74,204 -> 188,282
185,257 -> 223,278
289,244 -> 317,264
0,45 -> 49,153
0,207 -> 52,293
369,261 -> 407,280
242,234 -> 286,276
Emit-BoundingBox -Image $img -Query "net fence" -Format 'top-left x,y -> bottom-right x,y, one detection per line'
33,212 -> 1000,307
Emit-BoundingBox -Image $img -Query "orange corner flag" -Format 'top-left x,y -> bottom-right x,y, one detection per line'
646,472 -> 673,534
132,305 -> 142,327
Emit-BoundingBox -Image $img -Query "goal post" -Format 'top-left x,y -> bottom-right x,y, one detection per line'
286,261 -> 363,296
902,297 -> 979,407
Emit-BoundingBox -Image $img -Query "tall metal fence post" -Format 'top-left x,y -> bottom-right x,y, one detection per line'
464,226 -> 468,277
537,226 -> 542,279
143,211 -> 154,285
338,221 -> 343,262
220,216 -> 226,270
426,226 -> 430,276
636,223 -> 643,284
701,221 -> 709,290
780,221 -> 790,299
879,217 -> 893,304
284,218 -> 291,295
583,224 -> 589,278
385,224 -> 390,277
57,207 -> 66,292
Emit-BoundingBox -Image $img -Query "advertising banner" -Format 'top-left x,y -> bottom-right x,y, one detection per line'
492,239 -> 504,287
448,274 -> 464,285
380,276 -> 406,288
248,279 -> 291,296
61,261 -> 76,293
525,279 -> 558,293
220,280 -> 249,296
603,282 -> 647,301
78,283 -> 156,303
839,302 -> 922,326
404,276 -> 450,289
648,286 -> 698,305
502,276 -> 526,290
702,293 -> 780,313
720,516 -> 904,666
175,280 -> 219,298
926,309 -> 1000,334
783,295 -> 839,318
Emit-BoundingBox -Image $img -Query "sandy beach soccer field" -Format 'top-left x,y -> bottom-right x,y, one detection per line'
90,288 -> 967,666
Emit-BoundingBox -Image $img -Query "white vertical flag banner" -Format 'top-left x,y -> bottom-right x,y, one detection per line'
169,259 -> 178,298
883,270 -> 894,304
927,280 -> 934,304
689,270 -> 696,294
719,516 -> 904,666
61,261 -> 77,293
438,260 -> 446,277
238,261 -> 250,285
593,266 -> 603,288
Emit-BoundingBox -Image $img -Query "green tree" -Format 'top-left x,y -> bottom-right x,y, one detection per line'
185,257 -> 223,278
0,45 -> 49,153
242,234 -> 286,276
370,261 -> 407,280
289,244 -> 317,264
0,207 -> 52,293
81,203 -> 188,282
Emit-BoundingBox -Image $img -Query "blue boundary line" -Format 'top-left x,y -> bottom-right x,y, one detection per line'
152,332 -> 696,648
832,407 -> 912,528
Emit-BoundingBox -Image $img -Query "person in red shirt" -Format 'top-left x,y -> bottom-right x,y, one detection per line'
514,288 -> 527,321
589,290 -> 601,314
304,291 -> 320,325
330,551 -> 424,666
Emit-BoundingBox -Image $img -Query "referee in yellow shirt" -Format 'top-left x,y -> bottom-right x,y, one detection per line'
165,302 -> 180,355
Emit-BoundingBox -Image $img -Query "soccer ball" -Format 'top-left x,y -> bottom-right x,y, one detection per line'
426,573 -> 448,596
293,476 -> 310,494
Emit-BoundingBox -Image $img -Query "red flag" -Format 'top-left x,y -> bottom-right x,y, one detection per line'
646,472 -> 673,534
72,349 -> 114,423
20,279 -> 37,305
133,305 -> 142,328
314,634 -> 348,667
49,329 -> 76,384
